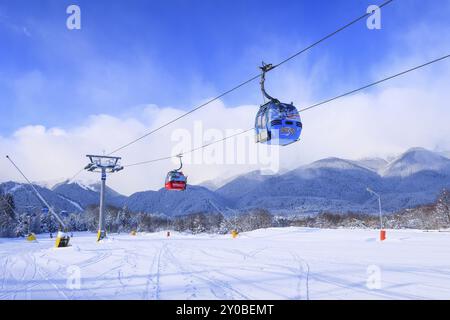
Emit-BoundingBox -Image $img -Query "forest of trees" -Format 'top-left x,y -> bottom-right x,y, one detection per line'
1,190 -> 449,238
287,190 -> 450,230
0,189 -> 274,237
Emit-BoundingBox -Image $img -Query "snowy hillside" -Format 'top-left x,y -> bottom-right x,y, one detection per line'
217,148 -> 450,215
301,157 -> 374,172
3,148 -> 450,216
0,180 -> 127,215
0,181 -> 83,213
216,170 -> 275,201
223,158 -> 382,214
52,180 -> 127,209
125,185 -> 231,216
381,147 -> 450,177
352,157 -> 389,172
0,227 -> 449,300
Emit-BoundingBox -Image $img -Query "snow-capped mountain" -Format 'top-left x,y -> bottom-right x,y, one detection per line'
216,148 -> 450,215
124,185 -> 231,216
381,147 -> 450,177
216,170 -> 276,201
437,150 -> 450,159
52,180 -> 127,209
32,178 -> 68,190
352,157 -> 389,172
219,158 -> 383,215
199,171 -> 255,191
302,157 -> 372,172
0,181 -> 84,213
2,147 -> 450,216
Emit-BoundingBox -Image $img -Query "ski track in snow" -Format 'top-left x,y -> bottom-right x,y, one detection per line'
1,228 -> 450,300
165,245 -> 250,300
193,246 -> 298,299
142,243 -> 164,300
1,257 -> 9,291
28,253 -> 69,300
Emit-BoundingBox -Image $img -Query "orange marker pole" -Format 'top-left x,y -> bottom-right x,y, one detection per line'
380,229 -> 386,241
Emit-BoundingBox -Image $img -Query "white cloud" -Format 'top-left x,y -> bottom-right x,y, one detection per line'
0,13 -> 32,37
2,60 -> 450,197
0,101 -> 257,195
2,13 -> 450,196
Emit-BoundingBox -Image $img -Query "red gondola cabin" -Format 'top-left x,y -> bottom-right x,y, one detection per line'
165,171 -> 187,191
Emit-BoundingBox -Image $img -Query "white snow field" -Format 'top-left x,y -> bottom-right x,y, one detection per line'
1,227 -> 450,300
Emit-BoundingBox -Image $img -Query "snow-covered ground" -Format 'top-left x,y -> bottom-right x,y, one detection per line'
0,227 -> 449,300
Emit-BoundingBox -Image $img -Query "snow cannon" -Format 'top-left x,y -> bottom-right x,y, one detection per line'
231,230 -> 239,239
55,231 -> 70,248
6,155 -> 71,249
97,230 -> 107,242
130,230 -> 137,236
26,233 -> 37,242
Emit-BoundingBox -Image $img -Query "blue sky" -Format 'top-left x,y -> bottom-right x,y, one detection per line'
1,0 -> 450,194
1,0 -> 447,134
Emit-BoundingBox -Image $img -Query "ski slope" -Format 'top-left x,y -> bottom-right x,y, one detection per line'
0,227 -> 449,300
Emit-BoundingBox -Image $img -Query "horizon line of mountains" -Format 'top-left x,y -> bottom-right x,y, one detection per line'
2,147 -> 450,217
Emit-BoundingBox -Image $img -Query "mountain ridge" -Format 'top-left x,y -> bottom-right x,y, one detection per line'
2,147 -> 450,216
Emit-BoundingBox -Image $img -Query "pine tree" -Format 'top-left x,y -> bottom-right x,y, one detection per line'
0,192 -> 18,237
436,189 -> 450,227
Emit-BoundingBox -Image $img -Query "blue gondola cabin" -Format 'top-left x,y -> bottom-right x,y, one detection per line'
255,101 -> 302,146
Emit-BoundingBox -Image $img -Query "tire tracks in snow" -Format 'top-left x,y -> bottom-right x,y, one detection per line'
27,252 -> 69,300
0,254 -> 39,300
290,251 -> 310,300
0,252 -> 67,300
76,250 -> 112,269
33,248 -> 113,299
0,256 -> 9,290
142,243 -> 164,300
165,245 -> 250,300
196,246 -> 310,300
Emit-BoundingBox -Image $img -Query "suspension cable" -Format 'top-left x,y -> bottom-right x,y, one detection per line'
121,53 -> 450,168
124,128 -> 253,168
106,0 -> 394,156
68,0 -> 395,180
299,54 -> 450,113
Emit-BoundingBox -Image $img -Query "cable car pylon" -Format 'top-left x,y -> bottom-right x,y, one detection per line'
84,155 -> 124,242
